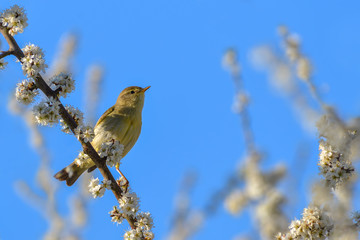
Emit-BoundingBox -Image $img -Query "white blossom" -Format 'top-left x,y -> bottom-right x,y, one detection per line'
135,212 -> 154,231
124,228 -> 143,240
0,5 -> 28,36
123,228 -> 154,240
33,97 -> 60,126
74,125 -> 94,143
109,206 -> 124,225
98,139 -> 124,167
48,72 -> 75,98
15,79 -> 39,104
119,191 -> 140,218
21,43 -> 47,77
102,179 -> 112,190
88,177 -> 106,198
118,176 -> 129,192
88,177 -> 113,198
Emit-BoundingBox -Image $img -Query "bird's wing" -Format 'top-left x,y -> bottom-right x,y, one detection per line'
95,106 -> 115,128
93,107 -> 132,149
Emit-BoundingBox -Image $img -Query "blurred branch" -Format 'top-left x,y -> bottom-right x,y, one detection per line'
9,96 -> 65,239
167,172 -> 204,240
84,65 -> 104,125
46,33 -> 78,77
278,27 -> 346,132
223,49 -> 256,154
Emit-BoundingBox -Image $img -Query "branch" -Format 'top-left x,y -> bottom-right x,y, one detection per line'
0,50 -> 14,59
0,25 -> 137,230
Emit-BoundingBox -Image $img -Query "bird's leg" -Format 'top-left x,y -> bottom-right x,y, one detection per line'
116,163 -> 129,192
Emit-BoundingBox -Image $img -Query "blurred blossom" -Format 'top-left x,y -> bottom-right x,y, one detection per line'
224,153 -> 288,239
296,57 -> 312,82
232,92 -> 249,114
277,25 -> 288,37
272,62 -> 293,92
318,139 -> 354,189
0,59 -> 8,70
225,190 -> 248,215
255,190 -> 288,239
222,48 -> 240,74
84,64 -> 104,125
250,46 -> 294,94
47,33 -> 78,76
283,33 -> 301,62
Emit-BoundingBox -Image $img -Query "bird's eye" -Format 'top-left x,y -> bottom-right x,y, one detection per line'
130,90 -> 135,94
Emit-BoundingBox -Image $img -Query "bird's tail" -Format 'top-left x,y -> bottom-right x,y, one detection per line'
54,162 -> 86,186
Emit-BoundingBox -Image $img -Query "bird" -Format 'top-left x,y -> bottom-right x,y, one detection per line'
54,86 -> 150,186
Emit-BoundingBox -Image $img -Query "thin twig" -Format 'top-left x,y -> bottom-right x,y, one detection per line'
0,50 -> 14,59
0,25 -> 137,230
231,70 -> 256,155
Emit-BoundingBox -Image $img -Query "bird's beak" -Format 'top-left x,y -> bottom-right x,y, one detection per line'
142,86 -> 151,92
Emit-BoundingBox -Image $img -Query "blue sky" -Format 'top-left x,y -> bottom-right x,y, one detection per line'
1,0 -> 360,239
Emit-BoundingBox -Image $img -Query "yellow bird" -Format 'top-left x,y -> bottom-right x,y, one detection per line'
54,86 -> 150,186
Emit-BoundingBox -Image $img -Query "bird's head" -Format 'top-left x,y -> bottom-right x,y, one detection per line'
116,86 -> 150,109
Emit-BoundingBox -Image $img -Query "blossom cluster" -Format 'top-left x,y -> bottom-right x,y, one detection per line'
276,206 -> 333,240
124,227 -> 154,240
21,44 -> 48,77
255,190 -> 288,239
88,177 -> 112,198
15,79 -> 39,104
33,97 -> 60,126
109,182 -> 154,240
0,5 -> 28,36
48,72 -> 75,98
74,125 -> 95,143
318,139 -> 354,189
98,139 -> 124,167
225,189 -> 249,215
225,155 -> 286,215
278,26 -> 313,82
224,155 -> 288,239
